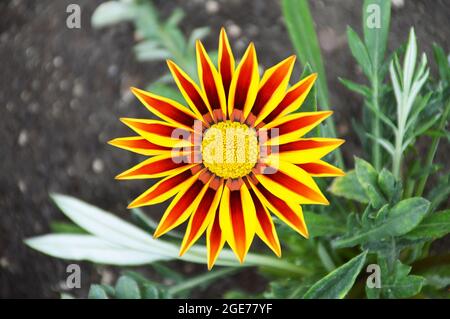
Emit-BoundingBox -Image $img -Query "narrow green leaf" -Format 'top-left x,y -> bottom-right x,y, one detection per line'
281,0 -> 329,106
303,251 -> 368,299
339,77 -> 371,98
330,170 -> 369,203
363,0 -> 391,74
115,276 -> 141,299
347,26 -> 373,78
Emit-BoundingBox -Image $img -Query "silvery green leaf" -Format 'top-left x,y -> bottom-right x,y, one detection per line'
25,234 -> 167,265
91,1 -> 136,28
347,27 -> 372,78
136,49 -> 171,62
188,27 -> 211,48
166,8 -> 185,27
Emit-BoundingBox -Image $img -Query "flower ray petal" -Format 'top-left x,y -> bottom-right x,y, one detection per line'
277,138 -> 345,163
108,136 -> 172,156
218,27 -> 235,97
297,160 -> 345,177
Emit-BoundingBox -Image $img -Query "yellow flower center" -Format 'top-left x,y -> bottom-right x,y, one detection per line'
202,121 -> 258,179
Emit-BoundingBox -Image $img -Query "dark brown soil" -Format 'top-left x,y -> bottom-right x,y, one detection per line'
0,0 -> 449,298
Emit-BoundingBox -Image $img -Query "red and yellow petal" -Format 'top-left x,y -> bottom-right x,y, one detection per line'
153,169 -> 212,238
127,167 -> 202,208
228,43 -> 259,119
263,73 -> 317,124
262,111 -> 332,145
298,160 -> 345,177
167,60 -> 213,120
251,56 -> 296,126
115,154 -> 196,180
253,159 -> 329,205
249,177 -> 308,238
196,41 -> 227,120
219,180 -> 256,263
218,27 -> 235,97
277,138 -> 345,163
120,118 -> 192,148
246,179 -> 281,256
108,136 -> 172,156
207,208 -> 226,270
179,178 -> 224,256
131,87 -> 201,129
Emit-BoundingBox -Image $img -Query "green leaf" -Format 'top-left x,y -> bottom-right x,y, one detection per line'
339,77 -> 371,98
115,276 -> 141,299
432,43 -> 450,83
347,26 -> 373,78
420,265 -> 450,289
330,170 -> 369,203
50,221 -> 87,234
334,197 -> 430,248
166,8 -> 185,27
299,63 -> 318,113
303,251 -> 368,299
355,157 -> 386,208
143,285 -> 161,299
91,1 -> 136,28
88,285 -> 108,299
363,0 -> 391,75
303,211 -> 345,238
25,234 -> 166,265
405,210 -> 450,239
387,262 -> 425,298
281,0 -> 329,107
378,168 -> 401,203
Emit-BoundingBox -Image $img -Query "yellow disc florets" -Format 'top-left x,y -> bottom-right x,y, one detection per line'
201,121 -> 258,179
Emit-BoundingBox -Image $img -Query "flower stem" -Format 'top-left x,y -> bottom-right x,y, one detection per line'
371,78 -> 381,171
415,99 -> 450,196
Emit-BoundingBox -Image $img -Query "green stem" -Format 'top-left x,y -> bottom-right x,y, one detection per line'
415,99 -> 450,196
167,268 -> 237,296
371,78 -> 381,171
244,253 -> 312,276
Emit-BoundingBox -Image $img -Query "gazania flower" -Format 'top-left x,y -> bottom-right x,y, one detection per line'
109,28 -> 344,269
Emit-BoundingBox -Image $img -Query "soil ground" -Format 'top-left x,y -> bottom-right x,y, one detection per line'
1,0 -> 449,298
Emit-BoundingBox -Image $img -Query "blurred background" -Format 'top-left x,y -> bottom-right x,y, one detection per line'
1,0 -> 449,298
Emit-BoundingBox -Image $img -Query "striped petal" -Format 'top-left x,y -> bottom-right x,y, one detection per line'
262,111 -> 332,145
108,136 -> 172,156
298,160 -> 345,177
219,181 -> 256,262
179,178 -> 224,256
228,43 -> 259,119
131,87 -> 201,129
252,56 -> 296,126
167,60 -> 212,120
218,27 -> 235,97
277,138 -> 345,163
246,179 -> 281,256
263,73 -> 317,124
253,160 -> 329,205
115,154 -> 195,180
249,177 -> 308,237
127,167 -> 202,208
207,208 -> 226,270
120,118 -> 192,148
196,41 -> 227,120
154,170 -> 211,238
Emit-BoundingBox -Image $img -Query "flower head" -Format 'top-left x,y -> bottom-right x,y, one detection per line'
109,28 -> 344,268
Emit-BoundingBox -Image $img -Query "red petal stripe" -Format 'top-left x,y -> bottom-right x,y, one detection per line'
129,170 -> 193,207
251,57 -> 294,117
255,182 -> 306,233
266,170 -> 326,203
167,61 -> 210,116
156,179 -> 205,235
278,139 -> 340,153
197,42 -> 222,111
233,46 -> 256,112
264,74 -> 316,123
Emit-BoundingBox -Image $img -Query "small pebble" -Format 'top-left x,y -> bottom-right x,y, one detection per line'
205,0 -> 219,14
18,179 -> 27,193
92,158 -> 104,174
53,56 -> 63,68
227,23 -> 242,38
18,130 -> 28,146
